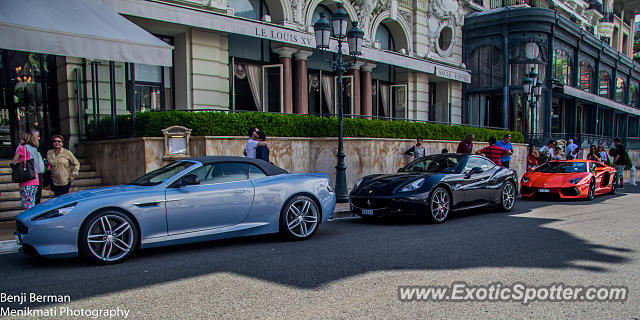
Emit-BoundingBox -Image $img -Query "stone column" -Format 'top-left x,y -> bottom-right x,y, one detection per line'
361,63 -> 376,117
293,50 -> 313,114
349,62 -> 365,116
272,46 -> 298,114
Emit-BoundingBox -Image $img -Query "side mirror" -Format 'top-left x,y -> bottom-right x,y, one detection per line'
181,174 -> 200,186
465,167 -> 483,178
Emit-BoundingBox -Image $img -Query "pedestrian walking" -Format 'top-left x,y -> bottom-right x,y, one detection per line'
255,130 -> 270,163
456,134 -> 474,154
46,135 -> 80,197
244,127 -> 260,158
586,145 -> 601,162
476,137 -> 510,166
613,138 -> 626,188
404,137 -> 426,160
29,129 -> 46,205
495,134 -> 513,168
11,132 -> 41,209
565,139 -> 579,160
527,144 -> 538,171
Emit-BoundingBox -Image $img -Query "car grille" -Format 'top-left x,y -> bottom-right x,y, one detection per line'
16,220 -> 28,234
350,198 -> 392,209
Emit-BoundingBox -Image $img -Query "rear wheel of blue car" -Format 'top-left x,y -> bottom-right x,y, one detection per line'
428,188 -> 450,223
79,210 -> 139,265
280,195 -> 320,241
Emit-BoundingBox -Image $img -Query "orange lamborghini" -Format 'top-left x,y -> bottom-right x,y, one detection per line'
520,160 -> 617,200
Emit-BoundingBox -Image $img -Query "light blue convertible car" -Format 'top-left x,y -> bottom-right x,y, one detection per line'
15,156 -> 336,264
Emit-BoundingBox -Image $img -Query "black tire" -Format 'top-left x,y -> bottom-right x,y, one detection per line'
279,195 -> 320,241
586,179 -> 596,200
78,210 -> 138,265
428,187 -> 451,223
608,174 -> 617,195
498,181 -> 517,211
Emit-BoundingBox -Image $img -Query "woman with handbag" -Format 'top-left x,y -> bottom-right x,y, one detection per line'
11,132 -> 40,209
46,135 -> 80,197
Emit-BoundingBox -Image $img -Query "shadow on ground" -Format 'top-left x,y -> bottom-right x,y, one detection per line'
0,192 -> 633,308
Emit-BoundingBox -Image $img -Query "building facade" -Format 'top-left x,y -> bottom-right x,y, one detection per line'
1,0 -> 479,156
462,0 -> 640,147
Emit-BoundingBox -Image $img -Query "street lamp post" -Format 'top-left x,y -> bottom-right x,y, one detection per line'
313,3 -> 363,203
522,67 -> 543,144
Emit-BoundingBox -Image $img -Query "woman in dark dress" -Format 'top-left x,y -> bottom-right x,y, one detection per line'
256,131 -> 270,163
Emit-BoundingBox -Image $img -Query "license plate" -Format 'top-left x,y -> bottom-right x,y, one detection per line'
538,188 -> 550,193
362,209 -> 374,216
15,234 -> 22,246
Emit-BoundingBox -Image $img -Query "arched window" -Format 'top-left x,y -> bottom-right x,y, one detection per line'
616,77 -> 625,103
375,24 -> 396,51
578,61 -> 592,92
630,84 -> 638,107
599,71 -> 610,97
552,49 -> 571,85
469,45 -> 503,88
230,0 -> 269,20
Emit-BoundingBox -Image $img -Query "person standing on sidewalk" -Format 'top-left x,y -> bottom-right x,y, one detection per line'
476,137 -> 511,166
244,127 -> 260,158
565,139 -> 579,160
613,138 -> 626,188
404,137 -> 426,160
456,134 -> 474,154
12,132 -> 41,209
495,134 -> 513,168
29,129 -> 46,204
46,135 -> 80,197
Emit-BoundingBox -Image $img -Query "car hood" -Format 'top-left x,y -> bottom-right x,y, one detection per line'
17,185 -> 155,220
352,172 -> 442,196
524,172 -> 589,186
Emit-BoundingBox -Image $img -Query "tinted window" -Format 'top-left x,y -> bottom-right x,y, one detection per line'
187,164 -> 215,184
210,163 -> 249,183
404,155 -> 462,173
535,162 -> 586,173
249,164 -> 267,179
464,157 -> 490,172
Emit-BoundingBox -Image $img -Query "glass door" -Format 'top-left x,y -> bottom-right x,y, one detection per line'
262,64 -> 283,113
391,84 -> 407,119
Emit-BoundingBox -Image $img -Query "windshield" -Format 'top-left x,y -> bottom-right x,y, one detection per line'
535,161 -> 586,173
129,161 -> 196,186
403,155 -> 463,173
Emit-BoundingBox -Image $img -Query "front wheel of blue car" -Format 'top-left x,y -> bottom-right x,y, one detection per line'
280,195 -> 320,241
79,210 -> 139,265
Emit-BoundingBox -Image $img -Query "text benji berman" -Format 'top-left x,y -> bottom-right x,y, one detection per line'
1,293 -> 71,305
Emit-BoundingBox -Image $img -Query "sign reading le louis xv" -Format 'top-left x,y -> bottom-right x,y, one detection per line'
255,27 -> 315,47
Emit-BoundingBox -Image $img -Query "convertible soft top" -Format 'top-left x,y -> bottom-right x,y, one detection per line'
184,156 -> 288,176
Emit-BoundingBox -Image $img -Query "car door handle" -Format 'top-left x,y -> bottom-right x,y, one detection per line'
234,190 -> 247,193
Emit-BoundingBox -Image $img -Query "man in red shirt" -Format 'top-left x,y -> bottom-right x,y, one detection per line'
476,137 -> 511,166
456,134 -> 474,153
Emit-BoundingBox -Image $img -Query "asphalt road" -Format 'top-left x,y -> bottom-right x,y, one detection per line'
1,188 -> 639,319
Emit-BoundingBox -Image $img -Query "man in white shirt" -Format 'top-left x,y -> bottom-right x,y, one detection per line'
244,127 -> 259,158
565,139 -> 578,160
538,140 -> 556,164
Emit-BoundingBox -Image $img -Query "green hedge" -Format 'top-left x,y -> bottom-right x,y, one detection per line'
95,111 -> 524,143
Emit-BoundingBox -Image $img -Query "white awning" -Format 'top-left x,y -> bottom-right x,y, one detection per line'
0,0 -> 173,66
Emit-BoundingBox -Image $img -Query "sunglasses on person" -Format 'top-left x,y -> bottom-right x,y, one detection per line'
53,140 -> 62,143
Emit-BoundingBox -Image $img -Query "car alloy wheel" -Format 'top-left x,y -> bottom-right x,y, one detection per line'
609,174 -> 617,195
500,181 -> 516,211
280,195 -> 320,240
587,180 -> 596,200
429,188 -> 450,223
79,211 -> 138,265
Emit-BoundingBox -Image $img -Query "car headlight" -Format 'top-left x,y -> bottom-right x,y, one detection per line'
521,176 -> 529,183
399,178 -> 425,193
31,202 -> 77,221
569,177 -> 583,184
353,178 -> 364,190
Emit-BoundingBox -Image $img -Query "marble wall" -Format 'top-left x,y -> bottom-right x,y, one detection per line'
80,137 -> 528,188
